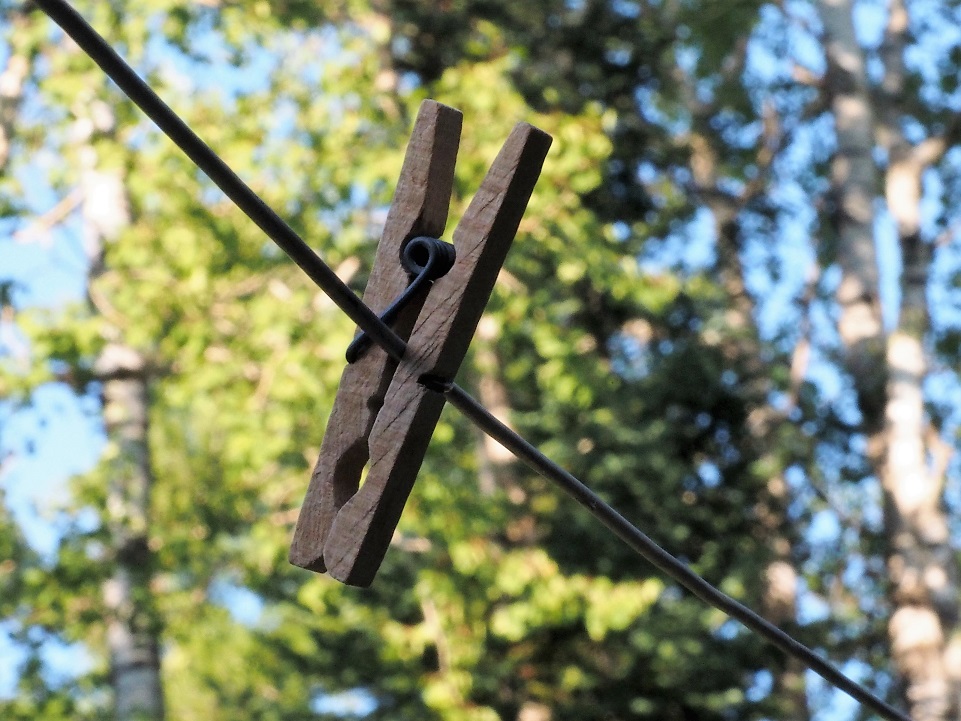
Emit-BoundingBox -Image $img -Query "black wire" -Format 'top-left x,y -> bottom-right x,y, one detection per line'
33,3 -> 913,720
345,236 -> 456,362
444,386 -> 911,721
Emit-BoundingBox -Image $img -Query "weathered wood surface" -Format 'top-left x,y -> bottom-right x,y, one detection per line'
289,100 -> 462,571
322,122 -> 552,586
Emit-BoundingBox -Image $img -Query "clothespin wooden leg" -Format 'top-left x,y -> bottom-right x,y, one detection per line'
322,123 -> 552,586
289,101 -> 462,571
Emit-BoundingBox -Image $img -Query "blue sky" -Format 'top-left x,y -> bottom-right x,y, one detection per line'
3,1 -> 960,719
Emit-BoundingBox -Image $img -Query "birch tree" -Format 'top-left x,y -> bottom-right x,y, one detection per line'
818,1 -> 961,717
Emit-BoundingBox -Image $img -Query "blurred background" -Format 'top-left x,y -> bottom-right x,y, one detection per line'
2,1 -> 961,719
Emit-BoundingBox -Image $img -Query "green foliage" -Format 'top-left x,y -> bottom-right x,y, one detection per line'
0,0 -> 854,720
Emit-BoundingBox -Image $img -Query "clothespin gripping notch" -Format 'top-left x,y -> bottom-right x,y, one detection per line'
290,100 -> 552,587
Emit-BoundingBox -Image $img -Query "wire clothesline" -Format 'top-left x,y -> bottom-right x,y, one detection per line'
32,2 -> 912,720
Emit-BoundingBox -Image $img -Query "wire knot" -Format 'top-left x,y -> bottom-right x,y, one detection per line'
346,236 -> 455,363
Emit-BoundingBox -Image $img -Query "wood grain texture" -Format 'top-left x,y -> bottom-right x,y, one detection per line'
323,122 -> 553,586
289,101 -> 462,571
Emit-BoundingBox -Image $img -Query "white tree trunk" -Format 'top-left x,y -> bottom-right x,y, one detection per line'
77,106 -> 165,721
0,5 -> 36,173
0,49 -> 28,170
97,346 -> 165,721
817,1 -> 961,717
817,0 -> 887,440
878,2 -> 961,713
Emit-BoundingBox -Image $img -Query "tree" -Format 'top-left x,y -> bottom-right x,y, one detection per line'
818,1 -> 961,717
5,1 -> 961,720
4,1 -> 791,718
386,0 -> 961,718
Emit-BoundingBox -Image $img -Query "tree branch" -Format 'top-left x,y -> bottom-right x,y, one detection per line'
12,189 -> 83,244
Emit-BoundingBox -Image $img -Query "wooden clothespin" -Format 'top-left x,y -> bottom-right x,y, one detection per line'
290,100 -> 551,587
